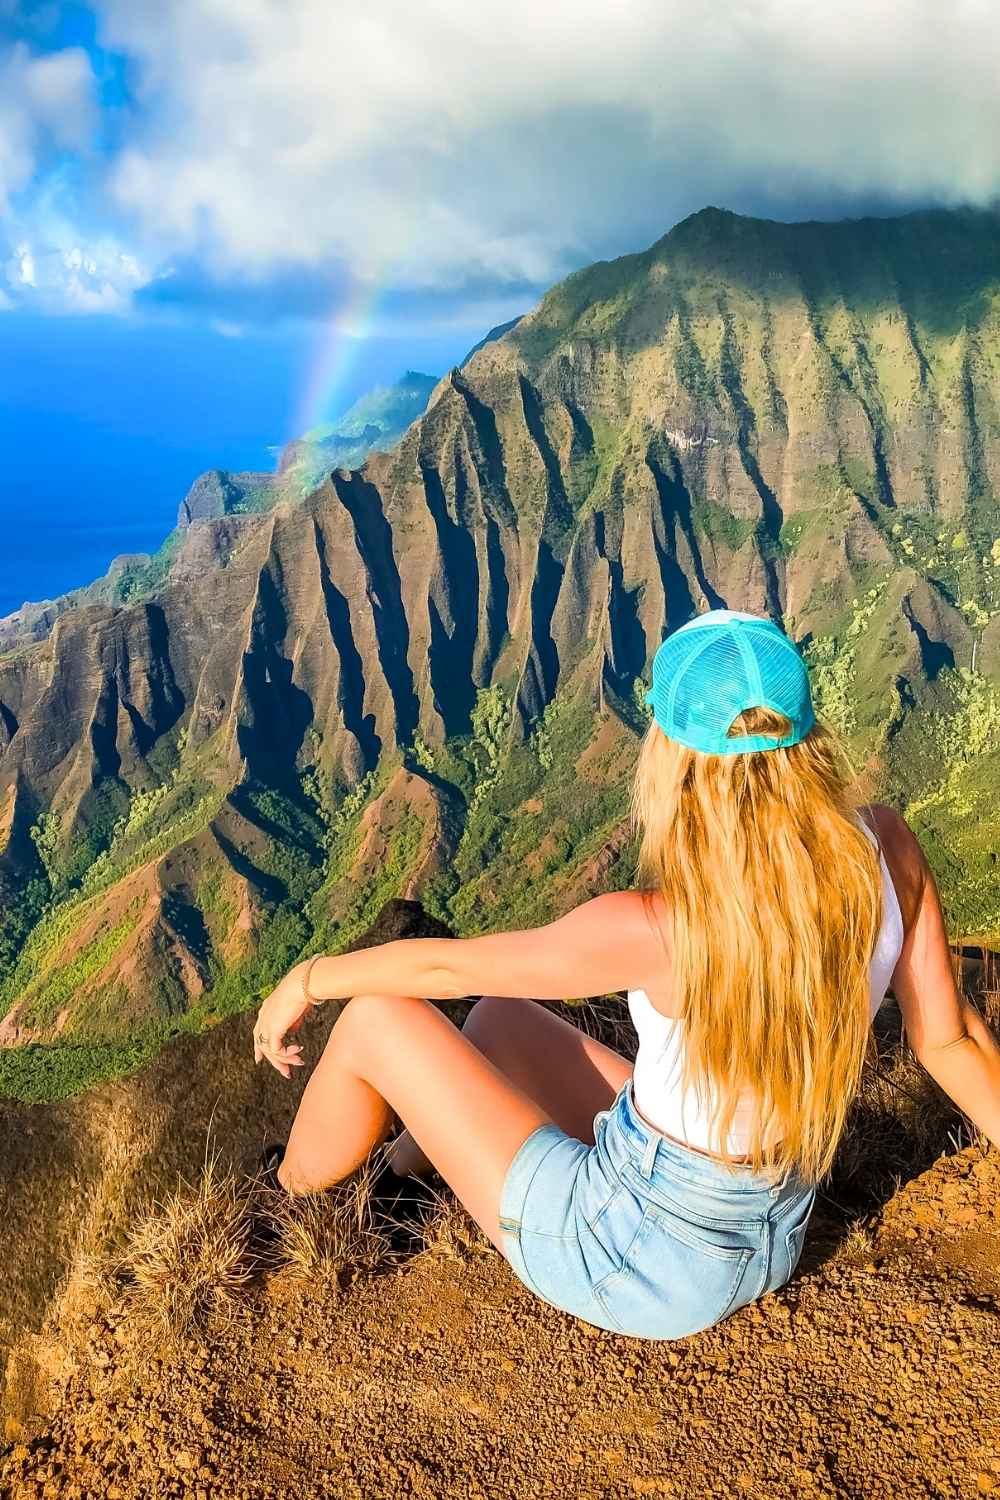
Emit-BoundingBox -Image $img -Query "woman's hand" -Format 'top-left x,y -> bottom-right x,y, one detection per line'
253,961 -> 313,1078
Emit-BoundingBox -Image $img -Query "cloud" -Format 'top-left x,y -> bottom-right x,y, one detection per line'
0,39 -> 95,209
131,253 -> 537,336
89,0 -> 1000,304
0,37 -> 147,313
0,194 -> 150,314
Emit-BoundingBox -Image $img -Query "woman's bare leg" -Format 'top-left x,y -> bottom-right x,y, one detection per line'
276,993 -> 631,1252
387,995 -> 633,1177
277,993 -> 549,1250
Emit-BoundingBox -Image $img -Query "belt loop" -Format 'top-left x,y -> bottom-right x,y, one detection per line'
639,1131 -> 658,1180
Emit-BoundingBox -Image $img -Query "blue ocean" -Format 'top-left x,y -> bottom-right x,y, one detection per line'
0,404 -> 278,619
0,314 -> 467,620
0,316 -> 308,619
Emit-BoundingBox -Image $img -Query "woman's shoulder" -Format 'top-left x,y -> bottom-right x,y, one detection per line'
858,803 -> 925,933
858,802 -> 919,857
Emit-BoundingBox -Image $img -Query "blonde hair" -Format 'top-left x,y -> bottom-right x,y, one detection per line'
629,704 -> 882,1185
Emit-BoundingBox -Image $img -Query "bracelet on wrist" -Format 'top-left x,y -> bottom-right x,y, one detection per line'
301,954 -> 325,1007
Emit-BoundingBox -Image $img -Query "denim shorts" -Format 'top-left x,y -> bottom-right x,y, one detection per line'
498,1077 -> 817,1340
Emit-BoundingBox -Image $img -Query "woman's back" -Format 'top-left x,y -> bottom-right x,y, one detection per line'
627,808 -> 906,1159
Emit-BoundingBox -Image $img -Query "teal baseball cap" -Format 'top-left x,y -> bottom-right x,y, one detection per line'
644,609 -> 815,754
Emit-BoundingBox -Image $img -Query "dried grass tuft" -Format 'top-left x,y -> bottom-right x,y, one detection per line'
408,1180 -> 493,1262
980,951 -> 1000,1029
832,1045 -> 955,1203
257,1153 -> 395,1288
831,1220 -> 877,1268
113,1156 -> 255,1341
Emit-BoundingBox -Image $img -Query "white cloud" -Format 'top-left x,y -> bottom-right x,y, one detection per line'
1,222 -> 150,313
0,40 -> 95,209
12,243 -> 35,286
0,39 -> 148,314
91,0 -> 1000,297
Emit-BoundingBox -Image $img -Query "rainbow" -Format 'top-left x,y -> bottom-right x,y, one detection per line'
293,273 -> 386,440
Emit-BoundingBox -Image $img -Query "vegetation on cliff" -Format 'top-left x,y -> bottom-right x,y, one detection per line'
1,205 -> 999,1101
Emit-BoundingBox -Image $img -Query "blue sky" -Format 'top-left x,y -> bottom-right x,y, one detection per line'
2,1 -> 999,612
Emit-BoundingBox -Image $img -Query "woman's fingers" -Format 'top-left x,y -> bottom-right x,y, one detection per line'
257,1041 -> 306,1077
251,982 -> 309,1070
260,1047 -> 289,1078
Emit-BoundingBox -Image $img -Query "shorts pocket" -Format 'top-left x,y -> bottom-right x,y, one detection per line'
593,1200 -> 757,1340
618,1162 -> 764,1234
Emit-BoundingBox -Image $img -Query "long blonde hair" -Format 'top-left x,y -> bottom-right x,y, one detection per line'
630,705 -> 883,1185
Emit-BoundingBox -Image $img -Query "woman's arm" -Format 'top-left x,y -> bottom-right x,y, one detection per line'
885,809 -> 1000,1150
307,890 -> 659,1003
252,890 -> 663,1073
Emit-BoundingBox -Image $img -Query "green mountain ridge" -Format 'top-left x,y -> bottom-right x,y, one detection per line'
0,204 -> 998,1105
0,371 -> 441,654
298,370 -> 438,446
283,370 -> 439,486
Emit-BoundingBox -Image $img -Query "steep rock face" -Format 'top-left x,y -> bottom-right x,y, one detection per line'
176,469 -> 278,528
1,206 -> 999,1046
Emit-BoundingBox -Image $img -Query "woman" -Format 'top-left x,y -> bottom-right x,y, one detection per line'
252,609 -> 1000,1340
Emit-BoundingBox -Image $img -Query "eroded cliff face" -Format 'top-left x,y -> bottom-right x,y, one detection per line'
1,206 -> 999,1049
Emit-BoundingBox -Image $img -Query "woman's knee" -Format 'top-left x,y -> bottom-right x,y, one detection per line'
327,991 -> 423,1067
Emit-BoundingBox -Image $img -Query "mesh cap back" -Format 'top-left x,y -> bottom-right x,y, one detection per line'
644,609 -> 815,754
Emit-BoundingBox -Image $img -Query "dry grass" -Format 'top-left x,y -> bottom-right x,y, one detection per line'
93,1143 -> 473,1348
408,1179 -> 493,1262
830,1040 -> 954,1206
551,993 -> 639,1057
979,951 -> 1000,1028
826,951 -> 999,1218
112,1155 -> 255,1342
1,1005 -> 311,1379
256,1152 -> 396,1289
830,1220 -> 877,1268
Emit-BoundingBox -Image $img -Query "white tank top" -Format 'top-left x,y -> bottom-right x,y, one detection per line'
626,816 -> 906,1157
